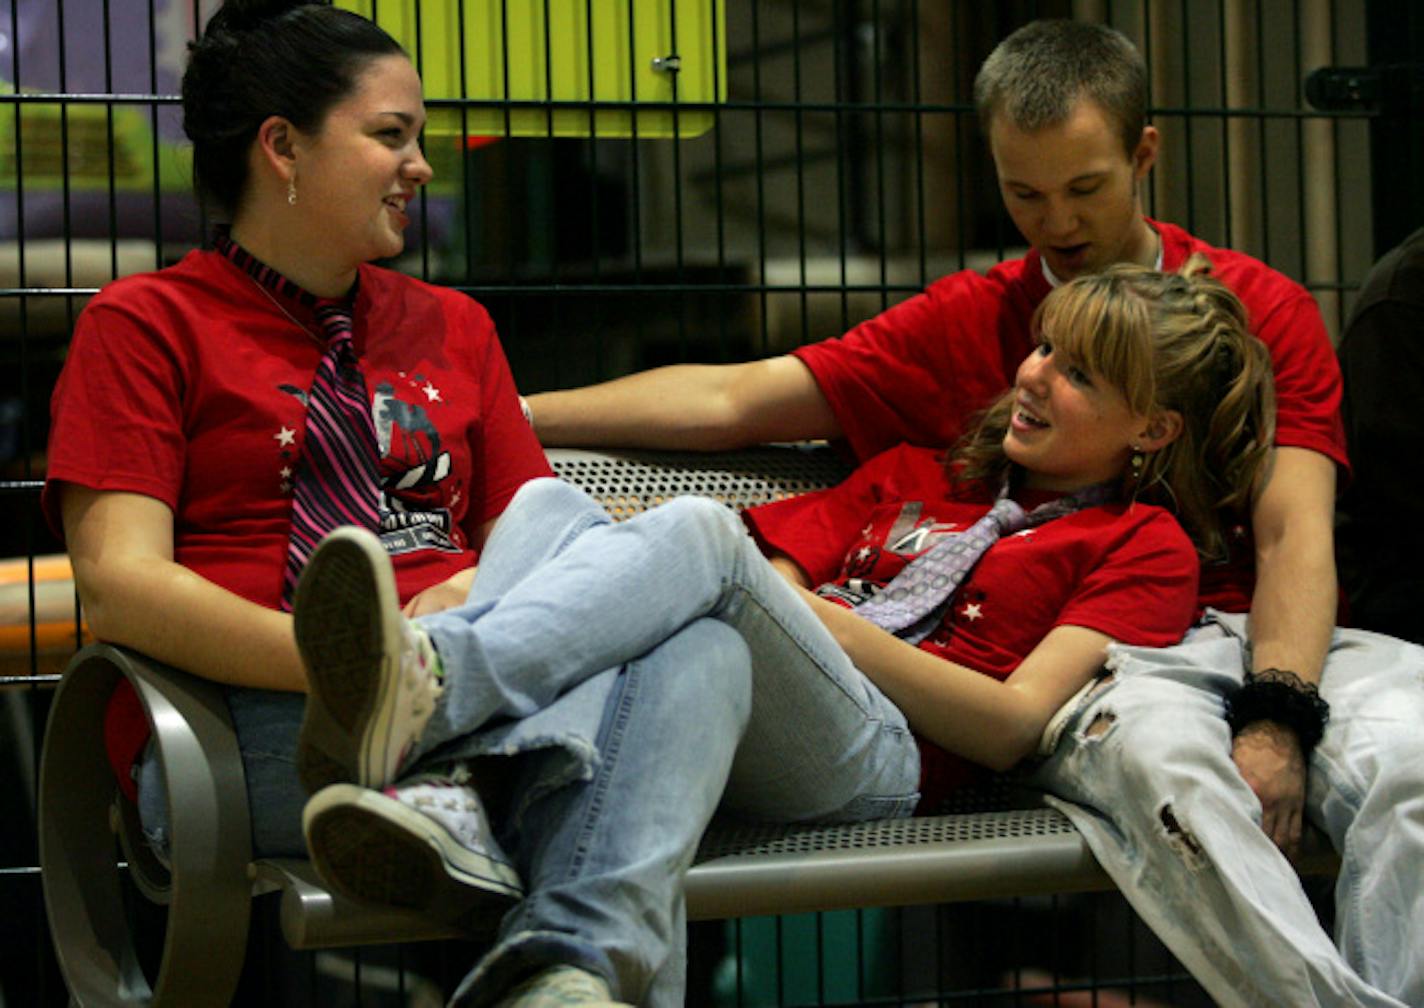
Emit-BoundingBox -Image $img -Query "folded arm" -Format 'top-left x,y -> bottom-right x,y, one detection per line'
777,557 -> 1109,772
526,355 -> 841,450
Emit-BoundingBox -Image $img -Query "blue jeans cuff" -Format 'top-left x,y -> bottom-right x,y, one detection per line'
450,929 -> 617,1006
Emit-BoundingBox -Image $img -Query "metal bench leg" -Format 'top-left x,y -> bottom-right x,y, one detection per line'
40,644 -> 255,1006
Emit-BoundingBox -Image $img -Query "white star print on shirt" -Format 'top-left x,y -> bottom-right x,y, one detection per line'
274,426 -> 296,446
422,381 -> 442,403
961,602 -> 983,621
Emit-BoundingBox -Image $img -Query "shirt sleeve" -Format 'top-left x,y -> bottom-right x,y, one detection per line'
791,270 -> 1029,463
1056,508 -> 1200,647
1250,287 -> 1349,470
743,448 -> 906,584
43,293 -> 189,538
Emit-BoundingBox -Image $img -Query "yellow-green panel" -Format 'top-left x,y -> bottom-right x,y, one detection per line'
0,82 -> 190,194
339,0 -> 726,139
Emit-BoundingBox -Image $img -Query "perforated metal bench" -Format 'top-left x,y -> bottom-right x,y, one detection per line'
38,447 -> 1338,1007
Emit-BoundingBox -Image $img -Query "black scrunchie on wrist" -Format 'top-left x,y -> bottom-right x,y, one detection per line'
1225,667 -> 1330,757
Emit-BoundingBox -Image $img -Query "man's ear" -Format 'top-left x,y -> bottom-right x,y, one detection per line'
1132,125 -> 1159,181
1136,409 -> 1182,452
253,115 -> 298,182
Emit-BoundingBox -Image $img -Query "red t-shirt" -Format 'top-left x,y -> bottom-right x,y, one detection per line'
46,250 -> 552,800
791,220 -> 1348,613
45,248 -> 552,606
744,444 -> 1199,809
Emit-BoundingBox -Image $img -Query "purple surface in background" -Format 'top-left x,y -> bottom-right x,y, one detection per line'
0,0 -> 451,251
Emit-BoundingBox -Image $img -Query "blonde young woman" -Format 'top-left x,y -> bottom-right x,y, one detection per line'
288,258 -> 1273,1005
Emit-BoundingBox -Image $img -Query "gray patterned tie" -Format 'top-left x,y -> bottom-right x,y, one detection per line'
853,482 -> 1118,644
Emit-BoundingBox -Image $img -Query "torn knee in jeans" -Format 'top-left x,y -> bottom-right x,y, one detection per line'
1158,802 -> 1207,869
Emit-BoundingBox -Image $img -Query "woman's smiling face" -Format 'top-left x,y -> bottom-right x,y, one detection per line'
288,54 -> 433,268
1004,335 -> 1152,492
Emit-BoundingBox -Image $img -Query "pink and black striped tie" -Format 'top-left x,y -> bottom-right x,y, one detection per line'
280,301 -> 382,607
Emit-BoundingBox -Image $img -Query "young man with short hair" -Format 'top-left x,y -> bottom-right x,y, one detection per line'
529,20 -> 1423,1006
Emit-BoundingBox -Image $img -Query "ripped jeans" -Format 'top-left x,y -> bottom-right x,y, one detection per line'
1030,612 -> 1424,1008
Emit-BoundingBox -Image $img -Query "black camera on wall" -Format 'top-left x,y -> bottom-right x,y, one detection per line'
1306,64 -> 1424,115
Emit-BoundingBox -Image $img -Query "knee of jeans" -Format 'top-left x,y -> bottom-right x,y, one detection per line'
653,618 -> 752,726
657,496 -> 748,559
511,475 -> 592,514
660,495 -> 741,535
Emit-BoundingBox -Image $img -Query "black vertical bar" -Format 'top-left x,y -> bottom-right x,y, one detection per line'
1257,0 -> 1272,265
668,0 -> 687,357
845,0 -> 868,251
774,913 -> 785,1006
952,4 -> 969,271
192,0 -> 207,245
1293,0 -> 1308,282
104,0 -> 120,271
1330,0 -> 1346,331
10,0 -> 30,497
542,0 -> 555,282
793,0 -> 809,347
1141,0 -> 1156,219
147,0 -> 162,267
499,0 -> 514,282
57,0 -> 77,329
457,0 -> 473,283
910,0 -> 927,288
1219,0 -> 1234,247
709,0 -> 728,362
833,0 -> 851,332
542,0 -> 563,383
412,0 -> 430,281
584,0 -> 603,378
496,0 -> 518,361
733,917 -> 744,1005
871,0 -> 889,311
625,2 -> 646,365
751,0 -> 769,357
1179,0 -> 1197,233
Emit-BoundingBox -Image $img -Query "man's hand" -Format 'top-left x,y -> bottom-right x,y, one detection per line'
1231,720 -> 1307,859
403,567 -> 478,618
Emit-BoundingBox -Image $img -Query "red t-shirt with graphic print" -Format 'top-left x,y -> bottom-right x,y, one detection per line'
743,444 -> 1199,809
45,248 -> 551,798
45,247 -> 551,606
790,219 -> 1347,613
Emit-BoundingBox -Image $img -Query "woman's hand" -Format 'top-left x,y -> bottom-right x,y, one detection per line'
403,566 -> 477,617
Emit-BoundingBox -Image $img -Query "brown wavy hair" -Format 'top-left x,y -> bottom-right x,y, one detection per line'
954,254 -> 1276,561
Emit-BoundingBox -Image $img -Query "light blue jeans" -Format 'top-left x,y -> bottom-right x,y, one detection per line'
171,477 -> 918,1005
1030,612 -> 1424,1007
407,478 -> 921,1005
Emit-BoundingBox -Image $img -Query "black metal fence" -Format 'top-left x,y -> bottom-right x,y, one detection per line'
2,0 -> 1410,1004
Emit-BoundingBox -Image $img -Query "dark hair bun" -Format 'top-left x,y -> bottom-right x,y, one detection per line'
204,0 -> 324,36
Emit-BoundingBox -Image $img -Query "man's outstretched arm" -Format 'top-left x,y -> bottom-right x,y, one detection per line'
1235,445 -> 1338,858
526,354 -> 841,450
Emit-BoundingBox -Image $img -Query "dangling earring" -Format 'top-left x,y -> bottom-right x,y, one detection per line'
1129,445 -> 1145,485
287,177 -> 298,206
